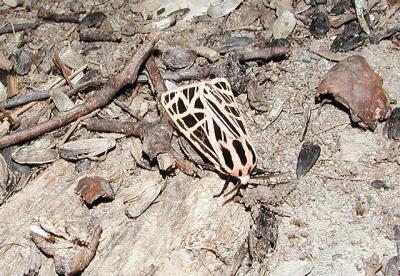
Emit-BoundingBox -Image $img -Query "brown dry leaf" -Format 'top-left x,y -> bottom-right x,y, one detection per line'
76,176 -> 115,205
316,55 -> 391,130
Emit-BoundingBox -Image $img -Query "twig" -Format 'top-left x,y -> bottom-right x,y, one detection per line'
12,102 -> 37,117
0,31 -> 160,149
46,64 -> 87,90
58,110 -> 100,146
370,27 -> 400,44
6,74 -> 18,98
0,107 -> 16,124
300,107 -> 311,141
238,44 -> 290,62
113,99 -> 140,119
315,122 -> 349,135
79,29 -> 122,42
83,118 -> 140,136
37,7 -> 80,23
0,79 -> 103,109
0,21 -> 41,35
52,53 -> 74,89
145,56 -> 173,128
145,56 -> 167,102
163,66 -> 211,81
65,79 -> 104,97
0,7 -> 26,15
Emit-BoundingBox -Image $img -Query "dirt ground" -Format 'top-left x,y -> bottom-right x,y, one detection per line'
0,0 -> 399,275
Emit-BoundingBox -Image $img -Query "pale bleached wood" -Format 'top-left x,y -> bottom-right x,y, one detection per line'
0,157 -> 251,275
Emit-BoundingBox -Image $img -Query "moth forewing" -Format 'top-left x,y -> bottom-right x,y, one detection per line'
161,78 -> 257,184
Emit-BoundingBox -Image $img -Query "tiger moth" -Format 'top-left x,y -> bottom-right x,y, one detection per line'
160,78 -> 257,187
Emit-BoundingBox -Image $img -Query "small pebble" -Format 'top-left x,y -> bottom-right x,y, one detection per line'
121,22 -> 136,36
3,0 -> 24,8
10,50 -> 32,76
162,47 -> 196,70
272,10 -> 296,39
330,0 -> 351,15
370,180 -> 390,190
310,12 -> 330,38
75,159 -> 91,172
78,11 -> 107,30
69,0 -> 85,14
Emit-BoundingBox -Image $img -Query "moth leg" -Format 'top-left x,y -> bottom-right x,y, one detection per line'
224,179 -> 242,198
213,177 -> 231,197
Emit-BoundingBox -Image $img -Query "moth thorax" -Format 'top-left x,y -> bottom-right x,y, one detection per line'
238,175 -> 251,184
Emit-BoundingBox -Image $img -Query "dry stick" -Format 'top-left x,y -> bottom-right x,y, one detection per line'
52,53 -> 74,89
58,110 -> 100,146
113,99 -> 140,119
0,79 -> 103,109
83,55 -> 170,135
0,31 -> 160,149
83,118 -> 140,136
238,45 -> 290,62
145,56 -> 199,175
47,64 -> 87,90
37,7 -> 80,23
79,29 -> 122,42
145,56 -> 172,129
145,56 -> 167,102
0,21 -> 41,35
0,7 -> 26,15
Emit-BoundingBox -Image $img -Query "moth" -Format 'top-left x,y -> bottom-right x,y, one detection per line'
160,78 -> 257,189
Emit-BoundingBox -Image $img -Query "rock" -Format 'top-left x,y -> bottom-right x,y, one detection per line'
3,0 -> 24,8
162,47 -> 196,70
272,10 -> 296,39
10,50 -> 32,76
310,11 -> 330,38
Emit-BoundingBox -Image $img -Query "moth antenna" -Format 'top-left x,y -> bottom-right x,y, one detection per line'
250,171 -> 290,180
223,180 -> 242,197
247,180 -> 291,186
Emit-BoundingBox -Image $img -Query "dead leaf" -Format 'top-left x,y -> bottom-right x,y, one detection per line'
76,176 -> 115,205
316,55 -> 390,130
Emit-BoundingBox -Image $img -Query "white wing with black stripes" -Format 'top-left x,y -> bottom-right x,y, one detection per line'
161,78 -> 257,184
